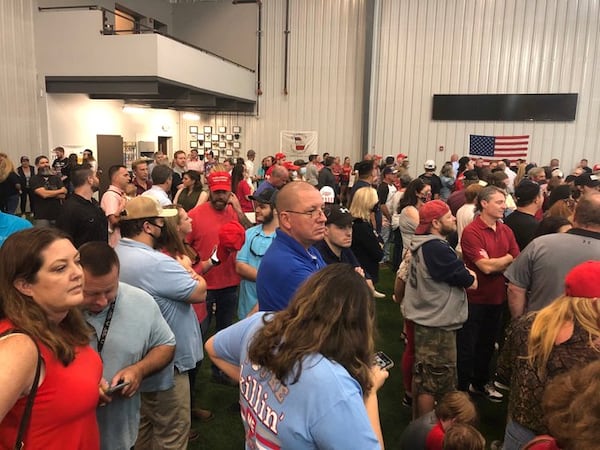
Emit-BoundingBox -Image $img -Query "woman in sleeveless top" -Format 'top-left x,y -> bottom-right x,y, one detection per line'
0,228 -> 102,449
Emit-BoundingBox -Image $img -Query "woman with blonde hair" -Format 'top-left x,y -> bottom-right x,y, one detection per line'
496,260 -> 600,450
0,153 -> 22,214
350,187 -> 384,285
206,264 -> 388,449
0,228 -> 102,449
514,162 -> 528,187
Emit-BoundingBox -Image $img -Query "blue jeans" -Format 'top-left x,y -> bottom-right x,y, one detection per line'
503,420 -> 536,450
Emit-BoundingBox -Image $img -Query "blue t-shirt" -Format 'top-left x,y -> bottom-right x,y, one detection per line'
115,238 -> 203,388
256,230 -> 326,312
0,212 -> 32,247
236,224 -> 277,319
213,313 -> 380,450
85,282 -> 175,450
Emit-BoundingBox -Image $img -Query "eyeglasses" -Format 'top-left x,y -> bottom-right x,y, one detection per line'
284,205 -> 326,219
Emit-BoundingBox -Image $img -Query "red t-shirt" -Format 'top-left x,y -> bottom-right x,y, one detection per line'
425,420 -> 445,450
461,215 -> 520,305
0,321 -> 102,450
187,202 -> 241,290
236,181 -> 254,213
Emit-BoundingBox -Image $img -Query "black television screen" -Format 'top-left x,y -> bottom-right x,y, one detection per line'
432,94 -> 577,121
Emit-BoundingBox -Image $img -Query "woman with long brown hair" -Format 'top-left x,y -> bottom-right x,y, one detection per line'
206,264 -> 389,449
0,228 -> 102,449
173,170 -> 208,212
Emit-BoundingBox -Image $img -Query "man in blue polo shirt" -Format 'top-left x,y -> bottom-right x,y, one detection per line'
256,181 -> 326,311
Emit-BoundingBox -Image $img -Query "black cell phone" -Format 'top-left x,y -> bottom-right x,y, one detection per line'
373,351 -> 394,370
105,381 -> 130,395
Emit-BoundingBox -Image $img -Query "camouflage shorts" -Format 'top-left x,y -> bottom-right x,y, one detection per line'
413,324 -> 457,396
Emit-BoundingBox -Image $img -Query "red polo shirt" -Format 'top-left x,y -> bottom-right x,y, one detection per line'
461,215 -> 520,305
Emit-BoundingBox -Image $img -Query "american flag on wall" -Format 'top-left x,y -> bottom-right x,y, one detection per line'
469,134 -> 529,163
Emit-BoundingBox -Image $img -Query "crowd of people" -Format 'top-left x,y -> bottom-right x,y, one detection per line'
0,145 -> 599,450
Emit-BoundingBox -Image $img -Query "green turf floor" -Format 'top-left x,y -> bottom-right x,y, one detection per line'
189,266 -> 508,449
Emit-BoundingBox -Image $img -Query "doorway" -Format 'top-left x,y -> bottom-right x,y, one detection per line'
158,136 -> 172,156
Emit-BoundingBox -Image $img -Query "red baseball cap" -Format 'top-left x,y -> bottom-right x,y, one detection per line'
415,200 -> 450,234
275,152 -> 286,160
207,171 -> 231,192
564,261 -> 600,298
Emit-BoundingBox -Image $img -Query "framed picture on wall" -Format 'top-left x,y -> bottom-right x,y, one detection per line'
190,141 -> 198,148
218,126 -> 227,133
203,126 -> 212,133
225,134 -> 233,141
198,149 -> 205,156
189,126 -> 198,134
226,150 -> 233,156
218,141 -> 226,148
211,134 -> 219,141
233,142 -> 241,149
204,141 -> 212,148
232,126 -> 241,133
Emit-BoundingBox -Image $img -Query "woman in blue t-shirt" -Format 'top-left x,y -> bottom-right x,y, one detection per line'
206,264 -> 389,449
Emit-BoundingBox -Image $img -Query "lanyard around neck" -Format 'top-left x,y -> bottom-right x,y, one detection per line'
96,300 -> 116,355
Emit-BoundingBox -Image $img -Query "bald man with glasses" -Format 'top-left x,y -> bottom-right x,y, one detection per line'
256,181 -> 327,312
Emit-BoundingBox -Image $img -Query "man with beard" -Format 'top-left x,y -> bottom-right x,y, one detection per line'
187,170 -> 250,384
115,196 -> 207,449
56,165 -> 107,247
51,146 -> 69,182
256,181 -> 327,312
235,188 -> 279,319
29,155 -> 67,227
403,200 -> 477,417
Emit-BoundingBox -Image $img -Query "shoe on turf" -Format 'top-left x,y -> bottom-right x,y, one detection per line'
493,380 -> 510,391
469,383 -> 503,402
373,290 -> 386,299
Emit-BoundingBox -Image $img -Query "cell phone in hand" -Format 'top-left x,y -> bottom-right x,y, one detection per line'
373,351 -> 394,370
105,381 -> 130,395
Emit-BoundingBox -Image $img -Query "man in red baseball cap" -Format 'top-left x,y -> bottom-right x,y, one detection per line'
187,171 -> 250,385
403,200 -> 477,416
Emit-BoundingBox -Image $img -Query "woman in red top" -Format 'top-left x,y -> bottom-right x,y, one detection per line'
232,163 -> 254,213
340,156 -> 352,205
0,228 -> 102,450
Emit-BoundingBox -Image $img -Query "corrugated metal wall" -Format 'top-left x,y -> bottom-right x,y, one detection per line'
0,0 -> 43,162
196,0 -> 367,161
370,0 -> 600,174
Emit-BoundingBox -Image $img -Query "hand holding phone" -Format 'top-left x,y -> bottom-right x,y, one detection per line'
373,351 -> 394,370
105,380 -> 130,395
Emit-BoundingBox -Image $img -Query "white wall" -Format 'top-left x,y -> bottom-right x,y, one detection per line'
369,0 -> 600,174
180,0 -> 368,164
46,93 -> 179,158
0,0 -> 44,164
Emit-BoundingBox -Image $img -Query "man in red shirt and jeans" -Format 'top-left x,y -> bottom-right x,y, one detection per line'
458,186 -> 519,401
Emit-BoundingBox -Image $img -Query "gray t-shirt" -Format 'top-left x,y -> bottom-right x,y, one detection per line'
86,282 -> 175,450
504,230 -> 600,312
